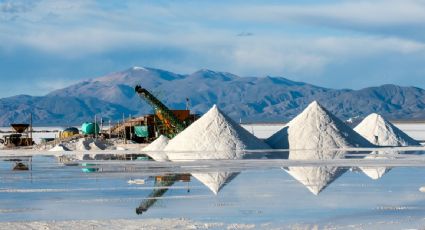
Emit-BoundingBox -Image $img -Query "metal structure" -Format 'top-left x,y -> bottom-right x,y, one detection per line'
2,124 -> 33,147
135,85 -> 188,137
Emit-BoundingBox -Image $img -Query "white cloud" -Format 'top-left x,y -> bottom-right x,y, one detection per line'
227,0 -> 425,30
1,0 -> 425,90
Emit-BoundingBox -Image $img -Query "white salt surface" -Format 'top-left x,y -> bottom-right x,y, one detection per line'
355,113 -> 421,146
165,105 -> 270,160
266,101 -> 373,150
2,217 -> 423,230
241,123 -> 285,139
142,135 -> 169,161
393,123 -> 425,141
0,218 -> 258,230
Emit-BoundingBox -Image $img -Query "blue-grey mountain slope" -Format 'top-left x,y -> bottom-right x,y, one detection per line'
0,66 -> 424,126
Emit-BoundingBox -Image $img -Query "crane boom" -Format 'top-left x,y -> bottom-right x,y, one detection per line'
135,85 -> 186,137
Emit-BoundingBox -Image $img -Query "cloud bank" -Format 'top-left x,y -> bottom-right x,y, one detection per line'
1,0 -> 425,96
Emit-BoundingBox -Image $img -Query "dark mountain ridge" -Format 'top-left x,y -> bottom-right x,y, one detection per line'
1,67 -> 424,126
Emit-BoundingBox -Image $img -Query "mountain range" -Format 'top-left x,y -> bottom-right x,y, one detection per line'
1,66 -> 425,126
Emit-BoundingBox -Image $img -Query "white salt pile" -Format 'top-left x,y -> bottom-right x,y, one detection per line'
74,138 -> 109,160
164,104 -> 267,194
354,113 -> 420,146
192,172 -> 238,195
75,138 -> 107,151
76,139 -> 91,151
141,135 -> 169,161
165,105 -> 270,161
265,101 -> 371,195
49,144 -> 70,152
266,101 -> 373,150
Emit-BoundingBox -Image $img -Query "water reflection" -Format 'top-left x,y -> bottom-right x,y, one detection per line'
2,150 -> 425,225
57,149 -> 425,215
359,151 -> 394,180
191,172 -> 239,195
283,150 -> 349,195
135,171 -> 239,214
136,174 -> 189,215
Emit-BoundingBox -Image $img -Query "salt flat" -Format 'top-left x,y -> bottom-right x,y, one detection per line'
2,123 -> 425,229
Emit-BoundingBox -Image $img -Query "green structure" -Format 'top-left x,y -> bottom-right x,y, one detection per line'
134,125 -> 149,137
81,122 -> 100,135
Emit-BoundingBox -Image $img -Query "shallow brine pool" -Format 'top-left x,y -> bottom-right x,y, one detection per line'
1,151 -> 425,229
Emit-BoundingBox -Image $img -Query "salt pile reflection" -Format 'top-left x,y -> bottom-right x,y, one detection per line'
2,148 -> 425,229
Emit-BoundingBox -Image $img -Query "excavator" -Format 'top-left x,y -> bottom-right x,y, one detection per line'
135,85 -> 197,138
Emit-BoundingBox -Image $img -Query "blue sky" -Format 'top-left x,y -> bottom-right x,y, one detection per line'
1,0 -> 425,97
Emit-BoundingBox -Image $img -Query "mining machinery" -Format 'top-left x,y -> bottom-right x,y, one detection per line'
135,85 -> 196,138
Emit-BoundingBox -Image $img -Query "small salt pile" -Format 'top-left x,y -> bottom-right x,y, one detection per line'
354,113 -> 420,146
142,135 -> 169,161
266,101 -> 374,150
76,139 -> 91,151
165,105 -> 270,161
49,144 -> 70,152
74,138 -> 108,160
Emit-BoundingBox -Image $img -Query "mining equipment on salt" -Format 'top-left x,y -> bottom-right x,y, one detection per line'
108,85 -> 200,144
1,123 -> 34,147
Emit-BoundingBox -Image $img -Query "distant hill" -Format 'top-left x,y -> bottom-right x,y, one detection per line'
1,66 -> 425,126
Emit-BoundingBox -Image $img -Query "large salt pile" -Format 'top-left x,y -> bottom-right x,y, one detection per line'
265,101 -> 371,195
142,135 -> 169,162
164,105 -> 267,194
266,101 -> 374,150
165,105 -> 270,160
354,113 -> 420,146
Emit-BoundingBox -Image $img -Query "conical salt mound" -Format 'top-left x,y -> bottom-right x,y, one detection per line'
354,113 -> 420,146
266,101 -> 374,150
142,135 -> 169,161
165,105 -> 270,160
192,172 -> 239,195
